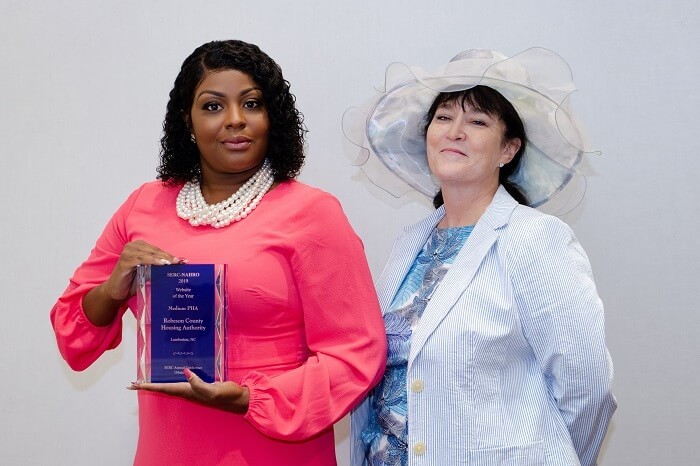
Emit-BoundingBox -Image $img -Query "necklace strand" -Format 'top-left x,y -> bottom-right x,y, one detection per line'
176,159 -> 274,228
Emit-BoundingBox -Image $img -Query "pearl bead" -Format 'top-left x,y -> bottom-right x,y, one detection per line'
176,159 -> 274,228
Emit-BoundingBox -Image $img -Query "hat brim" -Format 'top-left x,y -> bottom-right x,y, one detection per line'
348,48 -> 596,207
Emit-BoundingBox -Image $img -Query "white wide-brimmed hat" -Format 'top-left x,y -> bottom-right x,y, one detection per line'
344,47 -> 596,207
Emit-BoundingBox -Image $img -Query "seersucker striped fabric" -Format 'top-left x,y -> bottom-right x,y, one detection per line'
351,186 -> 616,466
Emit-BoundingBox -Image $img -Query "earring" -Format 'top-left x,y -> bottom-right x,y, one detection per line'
499,163 -> 504,168
190,133 -> 196,143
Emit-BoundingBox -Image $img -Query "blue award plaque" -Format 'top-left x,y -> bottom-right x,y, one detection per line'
135,264 -> 226,383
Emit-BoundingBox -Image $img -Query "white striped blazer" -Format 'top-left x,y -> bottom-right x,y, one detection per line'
351,186 -> 616,466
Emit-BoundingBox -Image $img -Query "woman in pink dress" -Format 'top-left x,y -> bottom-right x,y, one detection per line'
51,39 -> 387,466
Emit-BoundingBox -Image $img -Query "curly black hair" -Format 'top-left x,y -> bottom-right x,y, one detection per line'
423,85 -> 529,208
158,40 -> 307,184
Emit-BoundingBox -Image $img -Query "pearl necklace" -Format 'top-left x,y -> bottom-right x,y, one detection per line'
176,159 -> 274,228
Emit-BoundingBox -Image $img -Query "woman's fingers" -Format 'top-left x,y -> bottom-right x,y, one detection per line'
129,369 -> 212,400
121,240 -> 185,267
129,381 -> 193,397
183,368 -> 217,400
103,241 -> 187,301
129,370 -> 248,414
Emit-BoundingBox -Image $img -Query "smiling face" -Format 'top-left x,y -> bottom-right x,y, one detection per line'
189,69 -> 270,184
426,98 -> 520,193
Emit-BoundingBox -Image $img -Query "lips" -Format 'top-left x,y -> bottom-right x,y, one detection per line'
440,147 -> 467,156
222,136 -> 252,151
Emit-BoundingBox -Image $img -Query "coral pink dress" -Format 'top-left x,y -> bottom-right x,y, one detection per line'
51,180 -> 387,465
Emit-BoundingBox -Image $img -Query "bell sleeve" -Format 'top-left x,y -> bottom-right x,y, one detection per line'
50,186 -> 143,371
241,193 -> 387,441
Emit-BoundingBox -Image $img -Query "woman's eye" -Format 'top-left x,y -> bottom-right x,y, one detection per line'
472,120 -> 487,126
203,102 -> 222,111
435,114 -> 451,121
243,99 -> 262,109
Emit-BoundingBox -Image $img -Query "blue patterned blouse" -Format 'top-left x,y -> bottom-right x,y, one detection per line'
362,225 -> 473,465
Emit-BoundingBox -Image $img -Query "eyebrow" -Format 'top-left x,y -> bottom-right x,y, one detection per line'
196,87 -> 262,100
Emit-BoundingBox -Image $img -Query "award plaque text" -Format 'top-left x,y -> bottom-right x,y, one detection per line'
135,263 -> 226,383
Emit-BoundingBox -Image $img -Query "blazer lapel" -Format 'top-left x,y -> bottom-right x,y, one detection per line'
408,187 -> 518,367
375,207 -> 445,313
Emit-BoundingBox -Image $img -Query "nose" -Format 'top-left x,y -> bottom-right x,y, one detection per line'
445,117 -> 465,141
225,106 -> 246,129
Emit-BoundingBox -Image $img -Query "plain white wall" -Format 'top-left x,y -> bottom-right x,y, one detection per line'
2,0 -> 699,464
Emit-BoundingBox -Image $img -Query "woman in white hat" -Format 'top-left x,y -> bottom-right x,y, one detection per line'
348,48 -> 616,465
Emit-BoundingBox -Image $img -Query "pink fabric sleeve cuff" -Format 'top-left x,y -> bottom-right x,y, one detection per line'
240,371 -> 304,441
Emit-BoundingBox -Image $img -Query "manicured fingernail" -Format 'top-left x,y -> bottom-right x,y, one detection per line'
159,258 -> 172,265
183,368 -> 194,380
